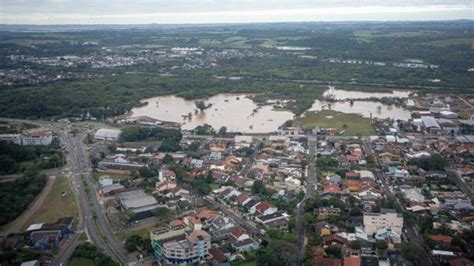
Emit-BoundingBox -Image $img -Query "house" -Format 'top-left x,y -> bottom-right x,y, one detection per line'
229,227 -> 249,242
323,183 -> 341,195
317,207 -> 341,220
421,116 -> 441,134
324,234 -> 350,247
314,257 -> 342,266
345,180 -> 360,192
209,247 -> 230,266
344,256 -> 361,266
231,238 -> 259,252
236,193 -> 252,206
254,202 -> 278,216
255,211 -> 289,230
209,152 -> 222,161
156,180 -> 177,193
285,177 -> 302,191
430,235 -> 453,250
374,228 -> 401,243
449,257 -> 474,266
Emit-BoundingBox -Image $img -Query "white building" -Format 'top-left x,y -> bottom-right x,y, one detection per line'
363,209 -> 403,235
0,134 -> 22,145
21,128 -> 53,145
284,177 -> 302,191
94,128 -> 121,141
0,128 -> 53,146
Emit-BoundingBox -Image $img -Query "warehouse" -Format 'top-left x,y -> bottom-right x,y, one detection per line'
118,189 -> 161,221
94,128 -> 121,141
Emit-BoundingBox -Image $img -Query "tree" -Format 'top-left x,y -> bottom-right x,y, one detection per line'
218,126 -> 227,135
256,239 -> 299,266
351,240 -> 361,250
162,154 -> 174,164
325,245 -> 341,258
451,237 -> 466,250
375,240 -> 388,250
124,235 -> 143,252
252,180 -> 267,195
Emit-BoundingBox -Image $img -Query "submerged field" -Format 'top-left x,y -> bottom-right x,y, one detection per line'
295,110 -> 375,136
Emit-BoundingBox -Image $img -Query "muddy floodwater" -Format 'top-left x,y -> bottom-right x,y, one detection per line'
130,88 -> 413,133
130,94 -> 294,133
308,100 -> 411,120
323,87 -> 411,100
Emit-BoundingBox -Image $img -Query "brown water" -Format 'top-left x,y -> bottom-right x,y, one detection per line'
130,94 -> 295,133
323,87 -> 411,100
308,100 -> 411,120
130,89 -> 412,133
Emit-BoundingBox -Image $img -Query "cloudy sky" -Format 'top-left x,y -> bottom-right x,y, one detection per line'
1,0 -> 473,24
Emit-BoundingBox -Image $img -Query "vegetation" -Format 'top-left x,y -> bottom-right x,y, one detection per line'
0,140 -> 63,175
121,126 -> 182,152
0,174 -> 47,226
408,153 -> 447,171
124,234 -> 152,253
295,110 -> 375,136
23,176 -> 78,229
71,243 -> 118,266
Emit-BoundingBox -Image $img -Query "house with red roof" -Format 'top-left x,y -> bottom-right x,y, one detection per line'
253,201 -> 278,216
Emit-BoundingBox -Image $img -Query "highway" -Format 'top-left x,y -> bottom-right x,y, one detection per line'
362,137 -> 435,266
52,125 -> 130,265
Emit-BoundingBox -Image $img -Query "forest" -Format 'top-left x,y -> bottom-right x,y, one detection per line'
0,174 -> 47,226
0,140 -> 63,175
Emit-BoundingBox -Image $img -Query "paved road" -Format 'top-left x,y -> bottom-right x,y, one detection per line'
445,167 -> 474,202
204,195 -> 269,242
52,126 -> 130,265
296,134 -> 317,265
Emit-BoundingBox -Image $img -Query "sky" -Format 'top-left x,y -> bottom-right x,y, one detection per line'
0,0 -> 473,24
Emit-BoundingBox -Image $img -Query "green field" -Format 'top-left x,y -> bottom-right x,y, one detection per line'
295,110 -> 375,136
69,257 -> 95,266
24,176 -> 78,229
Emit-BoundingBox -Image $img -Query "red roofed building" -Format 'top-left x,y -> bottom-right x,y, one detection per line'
344,256 -> 361,266
346,172 -> 361,179
254,201 -> 278,216
323,183 -> 341,194
230,227 -> 250,242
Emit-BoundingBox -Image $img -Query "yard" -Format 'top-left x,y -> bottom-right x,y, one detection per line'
295,110 -> 375,136
23,176 -> 78,229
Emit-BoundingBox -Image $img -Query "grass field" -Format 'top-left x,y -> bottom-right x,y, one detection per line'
23,176 -> 78,229
69,257 -> 95,266
295,110 -> 375,136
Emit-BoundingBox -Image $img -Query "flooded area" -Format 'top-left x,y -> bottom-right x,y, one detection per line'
323,87 -> 411,100
130,88 -> 413,133
130,94 -> 294,133
307,100 -> 412,120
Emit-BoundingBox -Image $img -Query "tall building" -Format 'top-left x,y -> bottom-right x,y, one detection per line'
363,208 -> 403,235
150,226 -> 211,265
